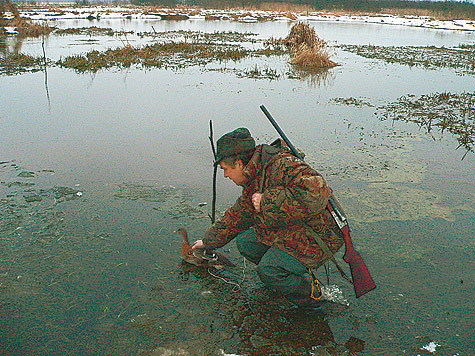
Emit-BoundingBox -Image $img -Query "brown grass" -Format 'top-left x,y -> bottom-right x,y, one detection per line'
1,0 -> 53,37
17,22 -> 55,37
0,53 -> 45,75
1,15 -> 55,37
290,43 -> 336,68
258,2 -> 313,13
284,22 -> 336,69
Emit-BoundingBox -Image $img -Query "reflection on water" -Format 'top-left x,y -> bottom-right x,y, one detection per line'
1,18 -> 474,356
289,67 -> 336,88
0,35 -> 23,57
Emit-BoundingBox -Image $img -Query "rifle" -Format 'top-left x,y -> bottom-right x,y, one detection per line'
259,105 -> 376,298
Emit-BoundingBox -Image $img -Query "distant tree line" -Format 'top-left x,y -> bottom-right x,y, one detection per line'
130,0 -> 475,19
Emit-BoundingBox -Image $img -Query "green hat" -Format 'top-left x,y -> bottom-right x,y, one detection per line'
215,127 -> 255,165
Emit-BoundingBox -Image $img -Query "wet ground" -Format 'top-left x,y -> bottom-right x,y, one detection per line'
1,13 -> 475,356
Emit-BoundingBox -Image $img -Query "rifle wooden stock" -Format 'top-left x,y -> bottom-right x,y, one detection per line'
326,202 -> 376,298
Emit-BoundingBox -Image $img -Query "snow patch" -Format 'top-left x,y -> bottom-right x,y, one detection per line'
321,284 -> 349,306
420,341 -> 440,353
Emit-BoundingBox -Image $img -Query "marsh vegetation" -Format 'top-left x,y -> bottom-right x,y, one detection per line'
1,23 -> 337,78
340,44 -> 475,76
378,92 -> 475,159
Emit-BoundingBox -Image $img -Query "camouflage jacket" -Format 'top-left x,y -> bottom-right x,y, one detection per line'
203,140 -> 344,269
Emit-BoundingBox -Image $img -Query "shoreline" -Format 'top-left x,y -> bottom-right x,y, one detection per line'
4,5 -> 475,34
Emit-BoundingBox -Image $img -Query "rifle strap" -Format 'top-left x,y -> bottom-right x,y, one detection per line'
306,224 -> 353,284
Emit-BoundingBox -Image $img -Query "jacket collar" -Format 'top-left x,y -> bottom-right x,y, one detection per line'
242,139 -> 287,187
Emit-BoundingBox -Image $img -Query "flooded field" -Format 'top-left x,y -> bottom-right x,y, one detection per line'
1,12 -> 475,356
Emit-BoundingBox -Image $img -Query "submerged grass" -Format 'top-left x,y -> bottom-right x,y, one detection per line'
0,53 -> 46,75
55,35 -> 284,73
378,91 -> 475,159
55,27 -> 116,36
137,29 -> 260,43
56,42 -> 251,72
340,44 -> 475,76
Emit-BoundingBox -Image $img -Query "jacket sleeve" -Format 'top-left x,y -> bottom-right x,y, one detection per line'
202,193 -> 254,249
256,155 -> 332,228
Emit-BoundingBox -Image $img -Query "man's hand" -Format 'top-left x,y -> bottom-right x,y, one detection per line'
252,192 -> 263,212
192,239 -> 205,250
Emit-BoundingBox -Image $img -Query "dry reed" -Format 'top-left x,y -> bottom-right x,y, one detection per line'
284,23 -> 336,69
17,22 -> 55,37
290,42 -> 335,68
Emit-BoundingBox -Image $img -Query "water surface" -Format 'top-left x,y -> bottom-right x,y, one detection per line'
1,18 -> 474,355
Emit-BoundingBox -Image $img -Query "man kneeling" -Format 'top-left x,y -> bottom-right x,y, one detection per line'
192,127 -> 344,310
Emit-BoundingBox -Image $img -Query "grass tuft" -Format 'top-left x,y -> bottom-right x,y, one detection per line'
283,22 -> 336,70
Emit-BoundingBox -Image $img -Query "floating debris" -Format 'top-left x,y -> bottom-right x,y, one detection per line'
52,186 -> 82,201
377,91 -> 474,159
331,97 -> 374,107
340,44 -> 475,76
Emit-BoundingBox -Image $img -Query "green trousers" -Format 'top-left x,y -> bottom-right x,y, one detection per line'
236,228 -> 323,309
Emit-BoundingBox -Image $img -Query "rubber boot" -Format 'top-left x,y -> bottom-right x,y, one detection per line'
257,267 -> 324,311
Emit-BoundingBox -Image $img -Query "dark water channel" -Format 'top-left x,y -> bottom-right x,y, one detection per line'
1,17 -> 474,355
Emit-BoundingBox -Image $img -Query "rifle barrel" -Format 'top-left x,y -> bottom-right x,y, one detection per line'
259,105 -> 302,160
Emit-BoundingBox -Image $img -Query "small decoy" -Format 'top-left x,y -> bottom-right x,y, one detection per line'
174,228 -> 234,268
175,227 -> 207,266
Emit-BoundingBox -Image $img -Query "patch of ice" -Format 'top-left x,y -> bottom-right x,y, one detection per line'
421,341 -> 440,353
4,27 -> 18,34
218,349 -> 243,356
239,16 -> 258,22
321,284 -> 349,306
3,12 -> 15,20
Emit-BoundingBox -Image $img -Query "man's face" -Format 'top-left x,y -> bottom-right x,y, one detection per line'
220,160 -> 248,186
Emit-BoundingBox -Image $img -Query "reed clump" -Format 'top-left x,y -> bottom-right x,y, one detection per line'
283,23 -> 336,70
